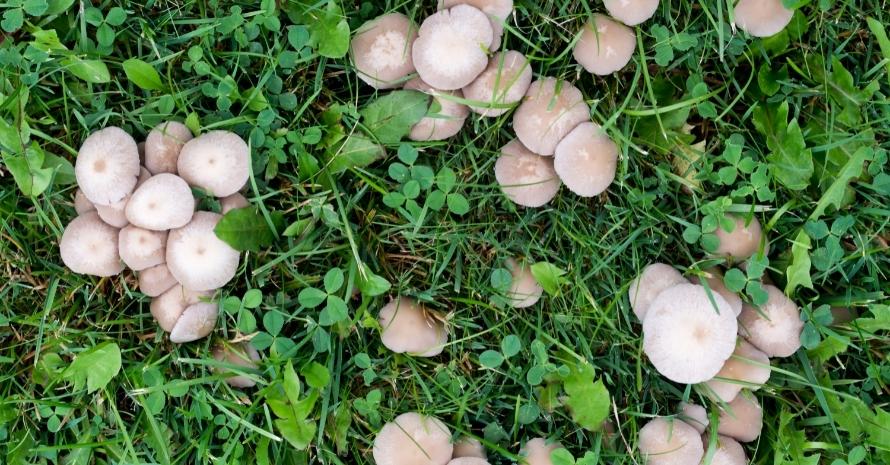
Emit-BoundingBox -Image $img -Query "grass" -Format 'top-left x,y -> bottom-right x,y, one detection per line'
1,1 -> 889,464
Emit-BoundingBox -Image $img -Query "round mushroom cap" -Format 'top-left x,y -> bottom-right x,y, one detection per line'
520,438 -> 564,465
448,459 -> 489,465
513,78 -> 590,156
166,211 -> 240,291
704,339 -> 771,403
170,301 -> 218,343
462,50 -> 532,116
553,122 -> 619,197
75,127 -> 141,205
638,417 -> 704,465
494,139 -> 561,208
505,258 -> 543,308
350,13 -> 418,89
95,167 -> 152,228
74,189 -> 96,214
118,226 -> 167,271
604,0 -> 660,26
138,263 -> 178,297
733,0 -> 793,37
714,214 -> 763,260
378,297 -> 448,357
703,435 -> 747,465
373,412 -> 453,465
150,284 -> 211,332
737,284 -> 802,357
438,0 -> 513,51
628,263 -> 687,321
144,121 -> 194,174
212,343 -> 261,388
404,78 -> 470,141
125,173 -> 196,231
219,193 -> 249,214
716,393 -> 763,442
177,130 -> 249,197
643,284 -> 738,384
573,15 -> 636,76
452,437 -> 487,459
60,211 -> 124,277
688,268 -> 743,316
412,4 -> 494,90
679,402 -> 709,434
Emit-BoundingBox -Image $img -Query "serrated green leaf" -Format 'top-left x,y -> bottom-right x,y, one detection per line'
326,132 -> 385,173
307,2 -> 349,58
61,342 -> 121,393
275,418 -> 316,450
809,147 -> 871,221
360,90 -> 430,144
563,362 -> 610,431
214,207 -> 280,252
301,361 -> 330,389
752,102 -> 813,190
785,230 -> 814,295
530,262 -> 566,296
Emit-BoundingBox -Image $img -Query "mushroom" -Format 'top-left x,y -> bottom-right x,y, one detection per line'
604,0 -> 660,26
452,437 -> 487,459
688,268 -> 743,316
519,438 -> 564,465
219,193 -> 249,214
553,122 -> 619,197
125,173 -> 196,231
713,214 -> 763,261
679,402 -> 709,434
737,284 -> 803,357
643,284 -> 738,384
703,339 -> 771,403
494,139 -> 561,208
118,225 -> 167,271
448,459 -> 489,465
412,4 -> 494,90
716,392 -> 762,442
638,417 -> 703,465
504,258 -> 543,308
59,211 -> 124,277
166,211 -> 240,291
75,126 -> 141,206
732,0 -> 794,37
627,263 -> 687,321
74,189 -> 96,214
373,412 -> 453,465
150,284 -> 211,333
378,297 -> 448,357
702,434 -> 747,465
95,167 -> 151,228
350,13 -> 418,89
438,0 -> 513,51
404,78 -> 470,141
138,263 -> 178,297
212,342 -> 261,388
169,301 -> 218,343
462,50 -> 532,116
144,121 -> 194,174
513,78 -> 590,156
572,15 -> 636,76
177,130 -> 250,197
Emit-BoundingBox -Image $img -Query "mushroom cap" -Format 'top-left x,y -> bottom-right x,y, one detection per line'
95,166 -> 152,228
679,402 -> 709,434
638,417 -> 704,465
704,339 -> 771,403
604,0 -> 660,26
212,343 -> 261,388
378,297 -> 448,357
688,268 -> 743,316
553,122 -> 619,197
350,13 -> 418,89
59,211 -> 124,277
737,284 -> 802,357
150,284 -> 211,332
703,435 -> 747,465
118,226 -> 167,271
505,258 -> 544,308
404,78 -> 470,141
520,437 -> 564,465
462,50 -> 532,116
452,437 -> 487,459
643,284 -> 739,384
373,412 -> 453,465
138,263 -> 178,297
628,263 -> 687,321
144,121 -> 194,174
448,459 -> 489,465
74,189 -> 96,214
438,0 -> 513,51
177,130 -> 250,197
166,211 -> 240,291
219,193 -> 249,214
169,301 -> 218,343
573,15 -> 636,76
714,214 -> 763,260
716,393 -> 763,442
125,173 -> 196,231
494,139 -> 561,208
733,0 -> 793,37
412,4 -> 494,90
75,126 -> 141,206
513,78 -> 590,156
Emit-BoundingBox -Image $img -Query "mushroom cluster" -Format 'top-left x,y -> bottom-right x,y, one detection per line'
61,123 -> 251,344
571,1 -> 660,77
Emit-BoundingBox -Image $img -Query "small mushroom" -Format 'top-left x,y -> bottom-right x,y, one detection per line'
438,0 -> 514,51
716,392 -> 762,442
373,412 -> 453,465
59,211 -> 124,277
513,78 -> 590,156
177,130 -> 250,197
519,438 -> 564,465
95,167 -> 151,228
638,417 -> 703,465
553,122 -> 619,197
118,225 -> 167,271
737,284 -> 803,357
404,78 -> 470,141
74,189 -> 96,214
378,297 -> 448,357
714,214 -> 763,261
144,121 -> 194,174
703,339 -> 771,403
150,284 -> 211,333
75,127 -> 141,206
505,258 -> 543,308
452,437 -> 487,459
494,139 -> 561,208
573,15 -> 636,76
604,0 -> 660,26
138,263 -> 178,297
212,342 -> 261,388
125,173 -> 196,231
412,4 -> 494,90
733,0 -> 793,37
350,13 -> 418,89
628,263 -> 687,321
679,402 -> 709,434
169,301 -> 218,343
448,459 -> 489,465
219,193 -> 249,214
462,50 -> 532,116
166,211 -> 240,291
688,268 -> 743,316
702,434 -> 747,465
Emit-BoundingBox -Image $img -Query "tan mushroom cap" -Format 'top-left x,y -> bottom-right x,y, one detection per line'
219,192 -> 249,214
714,214 -> 763,260
144,121 -> 194,174
573,15 -> 636,76
628,263 -> 687,321
412,4 -> 494,90
166,211 -> 240,291
462,50 -> 532,116
494,139 -> 561,208
716,393 -> 763,442
373,412 -> 453,465
350,13 -> 418,89
212,343 -> 261,388
737,284 -> 803,357
733,0 -> 793,37
638,417 -> 703,465
170,301 -> 218,343
404,78 -> 470,141
177,130 -> 250,197
74,189 -> 96,214
704,339 -> 771,403
138,263 -> 178,297
553,122 -> 619,197
95,167 -> 151,228
448,459 -> 489,465
604,0 -> 659,26
643,284 -> 738,384
520,438 -> 564,465
125,173 -> 196,231
679,402 -> 709,434
505,258 -> 543,308
150,284 -> 211,332
438,0 -> 513,51
688,268 -> 743,316
452,437 -> 487,459
118,226 -> 167,271
703,434 -> 748,465
378,297 -> 448,357
513,78 -> 590,156
60,211 -> 124,277
75,126 -> 141,206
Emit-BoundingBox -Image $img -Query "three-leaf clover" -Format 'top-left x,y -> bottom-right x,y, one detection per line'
299,268 -> 350,326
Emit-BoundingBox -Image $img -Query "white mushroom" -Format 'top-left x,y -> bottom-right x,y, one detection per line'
573,15 -> 636,76
519,437 -> 564,465
144,121 -> 194,174
553,122 -> 619,197
125,173 -> 196,231
373,412 -> 453,465
448,458 -> 489,465
349,13 -> 418,89
212,342 -> 261,388
219,193 -> 249,214
733,0 -> 794,37
703,339 -> 771,403
604,0 -> 660,26
412,4 -> 494,90
628,263 -> 687,321
505,258 -> 543,308
75,126 -> 141,206
177,130 -> 250,197
59,211 -> 124,277
679,402 -> 709,434
716,393 -> 763,442
404,78 -> 470,141
165,211 -> 239,291
150,284 -> 211,332
462,50 -> 532,116
169,301 -> 218,343
702,434 -> 748,465
378,297 -> 448,357
118,225 -> 167,271
688,268 -> 743,316
74,189 -> 95,214
452,437 -> 487,459
513,78 -> 590,156
438,0 -> 514,51
95,167 -> 151,228
638,417 -> 704,465
714,214 -> 764,261
138,263 -> 178,297
737,284 -> 803,357
494,139 -> 561,208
